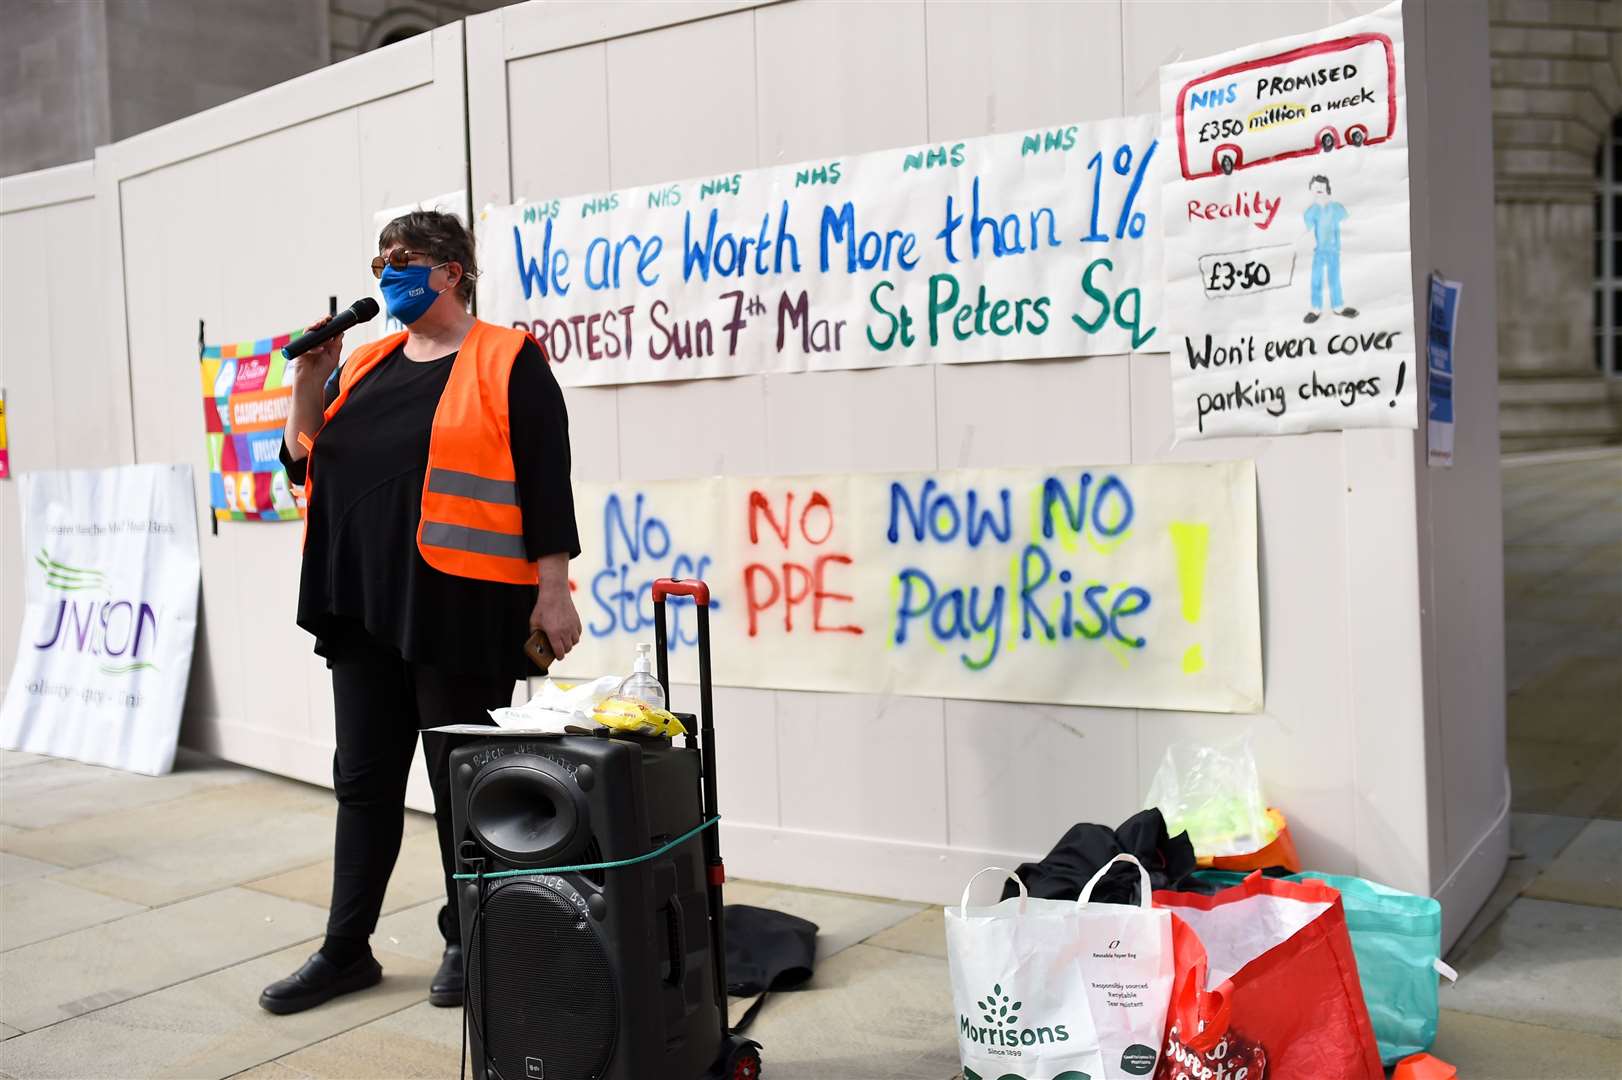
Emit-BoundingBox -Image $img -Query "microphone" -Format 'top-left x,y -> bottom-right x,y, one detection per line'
282,298 -> 379,360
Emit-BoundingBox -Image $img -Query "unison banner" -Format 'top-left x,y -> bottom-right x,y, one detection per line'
479,116 -> 1162,386
555,462 -> 1261,714
0,465 -> 201,776
1160,0 -> 1416,439
201,331 -> 306,521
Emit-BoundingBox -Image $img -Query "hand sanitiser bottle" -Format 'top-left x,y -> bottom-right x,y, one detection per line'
618,643 -> 666,710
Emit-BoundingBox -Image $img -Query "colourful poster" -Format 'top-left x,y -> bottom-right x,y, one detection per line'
478,116 -> 1162,387
555,462 -> 1262,715
199,332 -> 306,521
0,389 -> 9,480
1159,1 -> 1417,440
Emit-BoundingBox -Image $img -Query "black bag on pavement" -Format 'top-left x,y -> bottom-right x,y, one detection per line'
723,905 -> 818,1033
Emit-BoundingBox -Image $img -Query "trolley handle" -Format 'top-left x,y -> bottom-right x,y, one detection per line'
652,578 -> 711,607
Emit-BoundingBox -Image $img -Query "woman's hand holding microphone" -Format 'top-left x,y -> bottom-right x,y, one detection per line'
284,316 -> 344,462
291,315 -> 344,393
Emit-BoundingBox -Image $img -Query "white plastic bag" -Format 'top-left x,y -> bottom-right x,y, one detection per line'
945,855 -> 1174,1080
488,675 -> 620,731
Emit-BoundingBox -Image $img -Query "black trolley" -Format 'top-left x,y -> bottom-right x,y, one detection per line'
651,578 -> 763,1080
452,576 -> 761,1080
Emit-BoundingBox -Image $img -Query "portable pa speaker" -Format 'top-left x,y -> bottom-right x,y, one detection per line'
450,732 -> 722,1080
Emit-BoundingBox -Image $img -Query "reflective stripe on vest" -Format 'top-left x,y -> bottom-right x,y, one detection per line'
426,467 -> 520,506
420,520 -> 528,560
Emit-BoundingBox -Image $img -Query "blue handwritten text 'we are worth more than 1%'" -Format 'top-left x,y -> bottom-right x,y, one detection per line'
503,131 -> 1159,368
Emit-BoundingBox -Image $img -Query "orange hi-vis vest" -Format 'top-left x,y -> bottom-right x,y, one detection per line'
302,320 -> 538,585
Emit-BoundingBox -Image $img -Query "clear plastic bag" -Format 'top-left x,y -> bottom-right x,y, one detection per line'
1143,735 -> 1278,858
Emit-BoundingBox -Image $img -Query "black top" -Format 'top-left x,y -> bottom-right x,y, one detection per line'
282,336 -> 579,679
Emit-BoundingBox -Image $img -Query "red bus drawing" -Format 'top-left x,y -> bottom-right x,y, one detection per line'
1176,33 -> 1397,181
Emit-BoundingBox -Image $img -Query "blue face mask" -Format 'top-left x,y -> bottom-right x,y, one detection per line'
379,263 -> 442,324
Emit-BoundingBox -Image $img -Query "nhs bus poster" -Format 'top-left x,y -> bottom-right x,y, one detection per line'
1159,0 -> 1418,441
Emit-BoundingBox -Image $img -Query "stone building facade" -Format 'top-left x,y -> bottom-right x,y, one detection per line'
0,0 -> 505,178
1491,0 -> 1622,450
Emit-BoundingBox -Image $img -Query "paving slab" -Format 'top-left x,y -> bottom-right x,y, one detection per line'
0,755 -> 254,830
1430,1009 -> 1622,1080
0,1024 -> 16,1041
371,899 -> 453,964
1518,654 -> 1622,702
271,997 -> 466,1079
0,887 -> 326,1032
1502,543 -> 1588,577
1444,897 -> 1622,1037
0,777 -> 333,869
1524,818 -> 1622,908
0,876 -> 147,950
1446,812 -> 1590,961
0,750 -> 49,773
865,906 -> 947,959
0,851 -> 64,885
742,943 -> 959,1080
53,803 -> 340,907
245,823 -> 444,920
0,940 -> 428,1080
0,757 -> 124,812
1508,687 -> 1622,746
1507,738 -> 1622,818
1511,588 -> 1622,627
227,1063 -> 311,1079
723,880 -> 924,962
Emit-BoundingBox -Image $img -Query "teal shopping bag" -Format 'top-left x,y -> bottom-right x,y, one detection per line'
1192,870 -> 1454,1065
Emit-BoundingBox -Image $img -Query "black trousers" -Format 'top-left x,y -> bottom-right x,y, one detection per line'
326,627 -> 509,944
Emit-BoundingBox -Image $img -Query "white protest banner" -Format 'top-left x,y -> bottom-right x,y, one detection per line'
1160,0 -> 1417,440
478,117 -> 1162,386
556,462 -> 1261,715
1,465 -> 201,775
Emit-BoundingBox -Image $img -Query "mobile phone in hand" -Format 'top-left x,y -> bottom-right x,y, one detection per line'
524,630 -> 555,673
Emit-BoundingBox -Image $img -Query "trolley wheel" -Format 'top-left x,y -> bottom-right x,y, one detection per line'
711,1036 -> 763,1080
729,1048 -> 761,1080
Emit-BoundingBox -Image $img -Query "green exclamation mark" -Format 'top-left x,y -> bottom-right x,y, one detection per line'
1170,522 -> 1209,674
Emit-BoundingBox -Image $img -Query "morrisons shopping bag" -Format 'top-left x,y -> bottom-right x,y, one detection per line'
946,856 -> 1173,1080
1153,873 -> 1382,1080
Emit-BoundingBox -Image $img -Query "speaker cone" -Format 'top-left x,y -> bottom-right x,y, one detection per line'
466,756 -> 585,865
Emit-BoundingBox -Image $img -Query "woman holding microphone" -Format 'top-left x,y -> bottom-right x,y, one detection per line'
258,210 -> 581,1014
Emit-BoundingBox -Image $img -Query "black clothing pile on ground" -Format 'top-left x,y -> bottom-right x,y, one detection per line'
1000,808 -> 1197,904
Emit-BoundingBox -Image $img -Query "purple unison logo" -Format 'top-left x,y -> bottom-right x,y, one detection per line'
31,549 -> 160,676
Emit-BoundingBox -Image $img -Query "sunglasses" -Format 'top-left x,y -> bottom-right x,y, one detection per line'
370,249 -> 450,279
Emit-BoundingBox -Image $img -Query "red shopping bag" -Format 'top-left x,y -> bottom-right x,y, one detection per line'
1153,873 -> 1382,1080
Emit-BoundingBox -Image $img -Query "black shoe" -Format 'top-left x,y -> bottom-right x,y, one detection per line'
258,951 -> 382,1015
1337,306 -> 1359,318
430,943 -> 464,1007
1303,311 -> 1321,324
